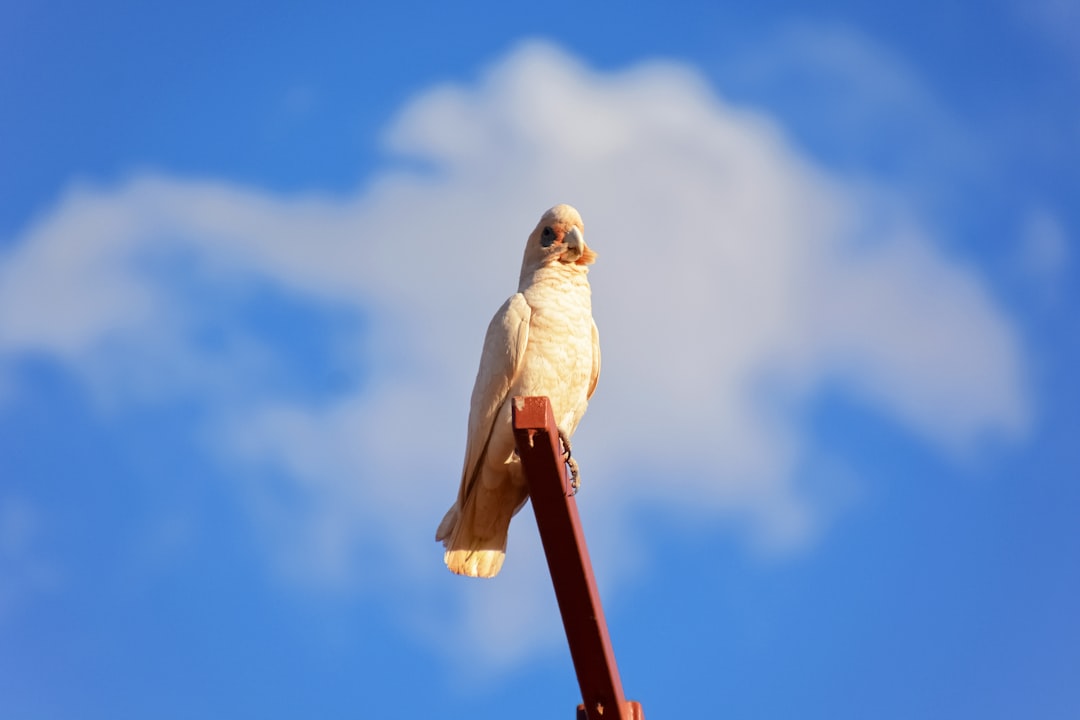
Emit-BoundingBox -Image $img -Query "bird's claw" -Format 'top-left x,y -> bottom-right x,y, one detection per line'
558,429 -> 581,494
567,456 -> 581,495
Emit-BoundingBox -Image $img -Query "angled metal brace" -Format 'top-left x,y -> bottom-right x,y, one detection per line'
512,396 -> 645,720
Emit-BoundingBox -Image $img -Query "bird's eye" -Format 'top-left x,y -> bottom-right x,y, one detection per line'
540,226 -> 555,247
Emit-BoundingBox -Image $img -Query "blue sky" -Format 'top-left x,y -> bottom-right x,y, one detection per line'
1,1 -> 1078,718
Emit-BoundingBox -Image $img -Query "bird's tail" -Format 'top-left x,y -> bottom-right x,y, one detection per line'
435,475 -> 527,578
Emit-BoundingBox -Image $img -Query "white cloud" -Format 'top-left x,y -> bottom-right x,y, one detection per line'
0,40 -> 1029,665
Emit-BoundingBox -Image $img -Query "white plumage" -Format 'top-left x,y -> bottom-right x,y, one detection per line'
436,204 -> 600,578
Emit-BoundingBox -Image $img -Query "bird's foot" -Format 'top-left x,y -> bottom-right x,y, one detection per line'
558,428 -> 581,494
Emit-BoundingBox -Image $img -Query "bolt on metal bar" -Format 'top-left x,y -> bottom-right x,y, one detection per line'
511,396 -> 645,720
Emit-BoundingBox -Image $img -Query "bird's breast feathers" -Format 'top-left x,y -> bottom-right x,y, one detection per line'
515,274 -> 595,426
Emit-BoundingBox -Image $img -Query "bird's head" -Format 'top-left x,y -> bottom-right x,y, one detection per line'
522,204 -> 597,271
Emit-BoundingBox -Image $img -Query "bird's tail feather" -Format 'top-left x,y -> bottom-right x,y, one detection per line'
444,545 -> 507,579
436,474 -> 527,578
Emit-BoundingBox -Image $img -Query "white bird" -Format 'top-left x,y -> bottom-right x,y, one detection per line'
436,204 -> 600,578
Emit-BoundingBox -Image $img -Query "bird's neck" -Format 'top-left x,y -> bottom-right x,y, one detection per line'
518,261 -> 588,293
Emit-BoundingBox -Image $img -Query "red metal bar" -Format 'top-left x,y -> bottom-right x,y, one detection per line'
511,396 -> 645,720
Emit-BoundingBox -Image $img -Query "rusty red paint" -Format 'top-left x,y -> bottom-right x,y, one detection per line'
512,396 -> 645,720
577,702 -> 646,720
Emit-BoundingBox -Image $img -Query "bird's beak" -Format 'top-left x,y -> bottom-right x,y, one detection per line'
563,226 -> 597,266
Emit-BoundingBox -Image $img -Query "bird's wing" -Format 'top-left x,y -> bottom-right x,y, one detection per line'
457,293 -> 531,504
587,317 -> 601,400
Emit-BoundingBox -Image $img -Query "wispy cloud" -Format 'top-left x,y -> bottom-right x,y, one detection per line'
0,40 -> 1029,665
719,21 -> 980,194
1019,207 -> 1070,291
1014,0 -> 1080,67
0,497 -> 60,622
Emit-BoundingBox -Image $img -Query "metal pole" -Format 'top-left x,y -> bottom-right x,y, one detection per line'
511,396 -> 645,720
